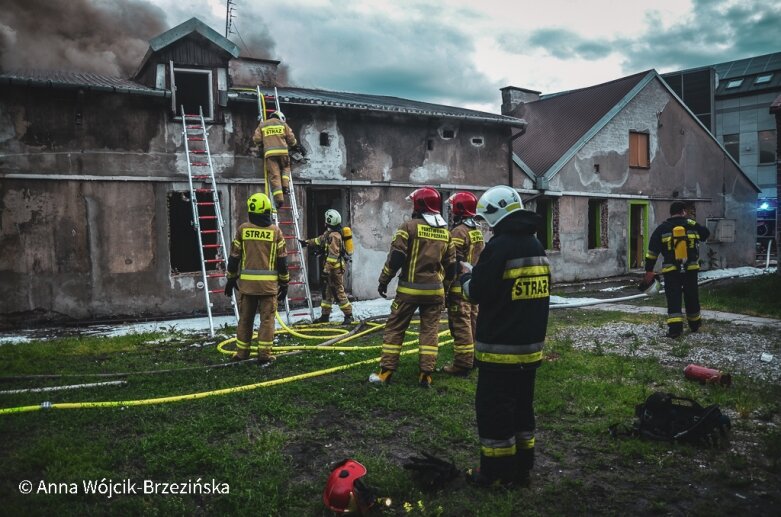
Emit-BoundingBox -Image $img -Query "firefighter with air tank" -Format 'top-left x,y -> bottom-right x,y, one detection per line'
252,110 -> 297,207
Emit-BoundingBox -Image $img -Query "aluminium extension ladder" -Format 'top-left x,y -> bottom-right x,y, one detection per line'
257,88 -> 316,323
181,105 -> 239,336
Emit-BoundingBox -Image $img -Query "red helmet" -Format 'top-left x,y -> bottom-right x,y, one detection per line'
446,192 -> 477,217
323,459 -> 375,514
407,187 -> 441,214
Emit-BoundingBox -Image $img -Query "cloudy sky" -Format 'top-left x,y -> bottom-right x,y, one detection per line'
2,0 -> 779,112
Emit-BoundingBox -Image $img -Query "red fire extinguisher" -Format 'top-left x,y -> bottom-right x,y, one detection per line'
684,364 -> 732,386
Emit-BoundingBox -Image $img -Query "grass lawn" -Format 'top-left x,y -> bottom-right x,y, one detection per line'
1,308 -> 779,515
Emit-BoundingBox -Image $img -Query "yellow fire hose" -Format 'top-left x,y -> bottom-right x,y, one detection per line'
0,317 -> 453,415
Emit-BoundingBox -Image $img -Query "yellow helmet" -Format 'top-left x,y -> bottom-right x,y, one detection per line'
247,192 -> 272,214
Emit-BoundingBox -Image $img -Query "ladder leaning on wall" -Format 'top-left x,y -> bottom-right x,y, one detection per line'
180,105 -> 239,336
257,87 -> 316,323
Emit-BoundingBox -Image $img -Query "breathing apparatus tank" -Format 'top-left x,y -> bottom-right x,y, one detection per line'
342,226 -> 354,256
672,226 -> 688,263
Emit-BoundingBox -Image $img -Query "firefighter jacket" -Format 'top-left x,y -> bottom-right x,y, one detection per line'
448,221 -> 485,295
461,210 -> 550,370
228,222 -> 289,296
306,228 -> 346,273
252,119 -> 297,159
645,216 -> 710,274
378,216 -> 456,304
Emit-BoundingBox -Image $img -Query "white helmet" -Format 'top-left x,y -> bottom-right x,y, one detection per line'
272,110 -> 286,122
325,209 -> 341,226
476,185 -> 524,227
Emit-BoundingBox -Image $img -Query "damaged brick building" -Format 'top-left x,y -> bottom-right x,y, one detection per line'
0,18 -> 525,325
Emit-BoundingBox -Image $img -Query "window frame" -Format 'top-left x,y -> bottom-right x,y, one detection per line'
723,133 -> 740,162
171,67 -> 214,121
758,130 -> 777,165
629,131 -> 650,169
725,79 -> 744,89
754,74 -> 773,85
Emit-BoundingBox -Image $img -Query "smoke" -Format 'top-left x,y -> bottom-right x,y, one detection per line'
230,16 -> 291,86
0,0 -> 167,77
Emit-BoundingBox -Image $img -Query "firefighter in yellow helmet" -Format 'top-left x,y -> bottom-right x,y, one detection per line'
252,111 -> 297,207
299,209 -> 354,325
369,187 -> 456,388
224,192 -> 289,363
443,191 -> 485,376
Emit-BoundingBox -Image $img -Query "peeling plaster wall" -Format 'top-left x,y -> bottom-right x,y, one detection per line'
547,78 -> 757,282
0,86 -> 512,324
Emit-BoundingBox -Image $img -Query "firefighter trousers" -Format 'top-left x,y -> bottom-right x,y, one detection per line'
380,300 -> 442,373
447,294 -> 476,369
264,155 -> 291,204
320,269 -> 352,316
663,270 -> 701,333
236,293 -> 277,359
475,367 -> 537,484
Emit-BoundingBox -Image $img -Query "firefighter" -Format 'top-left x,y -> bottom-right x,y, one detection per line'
299,209 -> 354,325
460,185 -> 550,486
369,187 -> 457,388
644,201 -> 710,338
442,191 -> 484,376
224,192 -> 289,363
252,111 -> 297,207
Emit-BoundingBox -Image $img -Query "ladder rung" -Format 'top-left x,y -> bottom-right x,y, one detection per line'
190,150 -> 206,154
185,125 -> 202,129
199,215 -> 217,220
277,220 -> 294,224
195,188 -> 214,193
287,297 -> 307,301
206,273 -> 227,278
188,137 -> 204,141
191,162 -> 209,166
197,202 -> 215,206
201,230 -> 218,234
184,114 -> 201,118
288,266 -> 301,270
203,244 -> 221,249
289,281 -> 305,285
192,175 -> 210,180
204,259 -> 222,264
208,289 -> 224,294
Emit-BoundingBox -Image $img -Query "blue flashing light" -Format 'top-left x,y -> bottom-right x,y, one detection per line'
758,202 -> 770,210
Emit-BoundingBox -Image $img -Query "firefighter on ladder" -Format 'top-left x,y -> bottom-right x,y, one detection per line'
369,187 -> 456,388
460,185 -> 550,486
442,191 -> 485,376
224,192 -> 289,363
644,201 -> 710,338
252,111 -> 297,207
299,209 -> 354,325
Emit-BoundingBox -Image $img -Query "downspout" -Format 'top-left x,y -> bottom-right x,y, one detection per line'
508,127 -> 526,188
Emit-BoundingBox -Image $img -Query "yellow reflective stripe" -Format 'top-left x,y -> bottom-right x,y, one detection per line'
453,343 -> 474,353
235,340 -> 250,350
264,148 -> 289,157
419,345 -> 438,355
394,229 -> 409,241
451,238 -> 465,245
320,302 -> 330,308
408,239 -> 420,283
503,265 -> 550,279
397,286 -> 445,296
382,343 -> 402,354
518,437 -> 535,449
687,314 -> 701,321
383,266 -> 391,275
667,316 -> 684,323
339,302 -> 351,309
233,239 -> 240,247
240,273 -> 278,281
279,273 -> 290,282
645,252 -> 657,259
481,445 -> 516,457
326,257 -> 339,263
686,263 -> 700,270
475,350 -> 543,364
662,265 -> 677,273
449,286 -> 462,293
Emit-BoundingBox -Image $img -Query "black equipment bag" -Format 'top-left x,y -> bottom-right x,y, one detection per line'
633,392 -> 731,446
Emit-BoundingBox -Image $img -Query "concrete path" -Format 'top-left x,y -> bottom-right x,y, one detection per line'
581,302 -> 781,330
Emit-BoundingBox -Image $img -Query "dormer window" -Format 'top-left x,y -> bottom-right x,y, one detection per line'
725,79 -> 743,89
171,66 -> 214,120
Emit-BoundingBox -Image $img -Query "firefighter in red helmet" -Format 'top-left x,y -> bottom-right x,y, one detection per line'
442,191 -> 484,376
370,186 -> 456,387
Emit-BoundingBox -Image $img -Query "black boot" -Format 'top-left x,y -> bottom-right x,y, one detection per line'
314,314 -> 330,324
342,314 -> 354,325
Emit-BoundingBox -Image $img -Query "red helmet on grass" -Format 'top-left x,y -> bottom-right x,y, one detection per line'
323,459 -> 376,514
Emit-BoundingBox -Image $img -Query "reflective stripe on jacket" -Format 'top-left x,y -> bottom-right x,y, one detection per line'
229,223 -> 288,296
252,119 -> 297,158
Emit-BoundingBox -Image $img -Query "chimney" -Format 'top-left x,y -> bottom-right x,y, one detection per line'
500,86 -> 541,116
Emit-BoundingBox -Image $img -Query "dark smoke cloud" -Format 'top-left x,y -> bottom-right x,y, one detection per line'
229,17 -> 290,85
0,0 -> 167,77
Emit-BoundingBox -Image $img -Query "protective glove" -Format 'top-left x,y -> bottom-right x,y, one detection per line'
224,277 -> 238,297
638,271 -> 657,292
403,452 -> 460,488
277,284 -> 288,302
378,282 -> 388,299
298,239 -> 308,247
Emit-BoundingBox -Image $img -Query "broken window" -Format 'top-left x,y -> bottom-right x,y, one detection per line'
172,68 -> 213,119
471,137 -> 484,146
427,139 -> 434,151
723,133 -> 740,162
534,198 -> 559,250
320,132 -> 330,146
168,191 -> 222,274
758,130 -> 776,164
629,131 -> 649,168
442,128 -> 455,139
588,199 -> 608,249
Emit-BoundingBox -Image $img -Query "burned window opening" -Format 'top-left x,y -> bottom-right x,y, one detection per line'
442,129 -> 455,139
173,69 -> 213,119
588,199 -> 608,249
534,198 -> 560,250
320,132 -> 330,146
168,191 -> 222,274
427,139 -> 434,151
471,137 -> 484,147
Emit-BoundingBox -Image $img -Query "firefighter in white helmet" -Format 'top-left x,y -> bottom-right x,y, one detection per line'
252,110 -> 297,207
370,187 -> 457,388
225,192 -> 289,363
300,209 -> 353,325
460,185 -> 550,486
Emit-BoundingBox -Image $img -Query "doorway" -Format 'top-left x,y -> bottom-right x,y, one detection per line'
627,201 -> 648,270
305,188 -> 348,289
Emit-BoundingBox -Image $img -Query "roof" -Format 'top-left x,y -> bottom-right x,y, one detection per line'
512,71 -> 652,178
662,52 -> 781,98
230,86 -> 527,127
149,17 -> 239,58
712,52 -> 781,80
0,69 -> 167,97
771,93 -> 781,113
